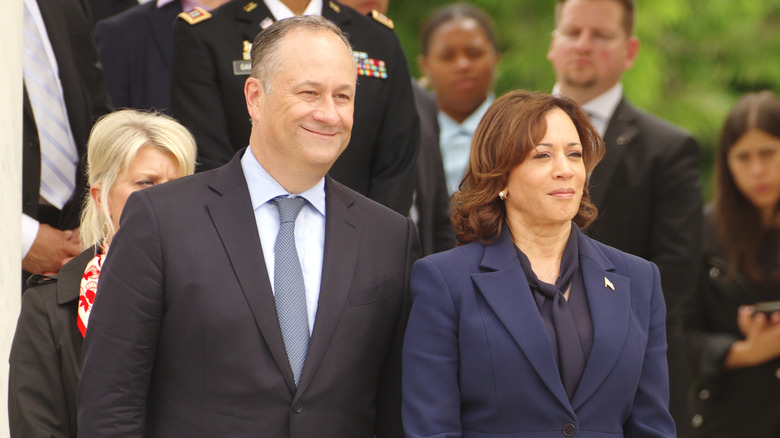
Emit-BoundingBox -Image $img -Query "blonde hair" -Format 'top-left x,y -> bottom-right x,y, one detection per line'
80,109 -> 197,249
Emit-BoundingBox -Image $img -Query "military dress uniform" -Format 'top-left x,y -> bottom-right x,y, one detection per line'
171,1 -> 419,216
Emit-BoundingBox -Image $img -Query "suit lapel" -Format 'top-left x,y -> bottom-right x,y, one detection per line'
570,232 -> 630,409
206,152 -> 298,392
295,177 -> 361,395
471,228 -> 573,414
148,1 -> 181,73
590,98 -> 639,207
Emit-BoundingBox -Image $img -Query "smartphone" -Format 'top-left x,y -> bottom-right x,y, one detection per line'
753,301 -> 780,316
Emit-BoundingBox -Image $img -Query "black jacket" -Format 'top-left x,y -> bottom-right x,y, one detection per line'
680,207 -> 780,437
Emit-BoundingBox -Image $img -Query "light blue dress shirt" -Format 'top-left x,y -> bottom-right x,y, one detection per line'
241,148 -> 326,335
438,94 -> 494,195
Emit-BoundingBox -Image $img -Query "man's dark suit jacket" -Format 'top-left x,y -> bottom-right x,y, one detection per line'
95,0 -> 182,114
77,150 -> 420,437
23,0 -> 111,231
586,97 -> 702,437
587,97 -> 702,315
9,249 -> 94,438
171,0 -> 419,216
87,0 -> 136,27
411,82 -> 455,256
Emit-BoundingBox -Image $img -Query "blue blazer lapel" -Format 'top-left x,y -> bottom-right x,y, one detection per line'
295,177 -> 361,394
570,231 -> 631,409
206,150 -> 298,392
471,228 -> 573,414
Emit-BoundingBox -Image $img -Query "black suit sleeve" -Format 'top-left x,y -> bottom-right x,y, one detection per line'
9,287 -> 75,438
648,134 -> 703,315
77,192 -> 164,438
363,37 -> 419,216
374,217 -> 421,437
171,19 -> 236,171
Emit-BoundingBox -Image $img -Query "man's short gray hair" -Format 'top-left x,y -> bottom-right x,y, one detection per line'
250,15 -> 355,92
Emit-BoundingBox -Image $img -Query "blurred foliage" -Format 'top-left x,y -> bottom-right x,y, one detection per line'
387,0 -> 780,199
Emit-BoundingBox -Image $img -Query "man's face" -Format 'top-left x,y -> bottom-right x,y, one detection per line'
246,29 -> 356,180
547,0 -> 638,101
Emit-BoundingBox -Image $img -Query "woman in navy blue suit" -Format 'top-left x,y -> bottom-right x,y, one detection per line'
402,90 -> 675,437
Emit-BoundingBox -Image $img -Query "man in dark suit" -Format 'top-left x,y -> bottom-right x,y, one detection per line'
547,0 -> 702,435
94,0 -> 230,114
170,0 -> 419,216
22,0 -> 111,278
77,16 -> 419,437
411,82 -> 456,255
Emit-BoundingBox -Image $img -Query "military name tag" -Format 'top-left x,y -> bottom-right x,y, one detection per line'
233,60 -> 252,75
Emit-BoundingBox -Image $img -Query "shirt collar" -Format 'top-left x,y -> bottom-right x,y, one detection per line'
240,148 -> 326,216
262,0 -> 322,19
552,83 -> 622,138
438,94 -> 495,141
580,82 -> 622,130
158,0 -> 213,11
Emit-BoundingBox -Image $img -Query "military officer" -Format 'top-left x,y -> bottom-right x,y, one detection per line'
171,0 -> 419,216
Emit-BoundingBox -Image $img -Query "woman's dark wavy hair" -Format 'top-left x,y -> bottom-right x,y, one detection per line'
714,90 -> 780,282
452,90 -> 605,245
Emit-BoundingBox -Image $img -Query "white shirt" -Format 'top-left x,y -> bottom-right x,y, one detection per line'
552,82 -> 623,139
438,94 -> 494,195
263,0 -> 322,19
241,148 -> 326,335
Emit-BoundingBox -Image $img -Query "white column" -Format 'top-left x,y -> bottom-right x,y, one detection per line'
0,0 -> 23,435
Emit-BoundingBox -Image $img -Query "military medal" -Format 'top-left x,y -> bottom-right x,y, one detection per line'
353,51 -> 388,80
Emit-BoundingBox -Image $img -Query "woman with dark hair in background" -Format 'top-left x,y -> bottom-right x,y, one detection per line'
402,90 -> 674,437
418,2 -> 499,195
680,90 -> 780,437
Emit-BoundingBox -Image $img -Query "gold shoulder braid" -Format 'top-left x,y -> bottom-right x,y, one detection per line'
370,9 -> 394,29
177,7 -> 212,25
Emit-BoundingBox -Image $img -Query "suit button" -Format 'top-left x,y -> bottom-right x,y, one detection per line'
291,401 -> 303,413
691,414 -> 703,428
562,422 -> 576,436
699,389 -> 711,400
23,195 -> 33,207
27,140 -> 36,149
775,367 -> 780,380
709,267 -> 720,278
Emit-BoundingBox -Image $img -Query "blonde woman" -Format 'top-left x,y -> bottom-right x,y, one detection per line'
9,109 -> 196,438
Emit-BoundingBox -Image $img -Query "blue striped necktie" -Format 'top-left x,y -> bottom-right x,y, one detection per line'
273,196 -> 309,387
23,1 -> 78,210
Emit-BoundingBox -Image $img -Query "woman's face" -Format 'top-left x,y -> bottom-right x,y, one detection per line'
420,17 -> 498,123
504,108 -> 586,230
727,129 -> 780,220
96,145 -> 182,236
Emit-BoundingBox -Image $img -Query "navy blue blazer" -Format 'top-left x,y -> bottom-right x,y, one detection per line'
402,225 -> 674,437
94,0 -> 182,114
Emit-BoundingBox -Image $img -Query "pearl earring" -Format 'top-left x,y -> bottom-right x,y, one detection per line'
498,190 -> 507,201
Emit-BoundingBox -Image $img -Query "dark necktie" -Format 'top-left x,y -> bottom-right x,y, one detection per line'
273,196 -> 309,386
